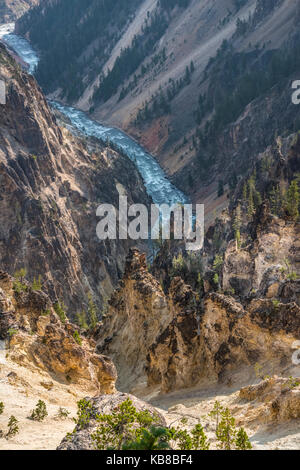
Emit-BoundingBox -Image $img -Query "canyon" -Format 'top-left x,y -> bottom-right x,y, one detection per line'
0,0 -> 300,452
16,0 -> 300,206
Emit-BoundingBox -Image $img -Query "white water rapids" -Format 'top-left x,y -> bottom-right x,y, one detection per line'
0,24 -> 188,207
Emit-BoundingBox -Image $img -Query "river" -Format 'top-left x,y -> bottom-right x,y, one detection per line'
0,24 -> 187,208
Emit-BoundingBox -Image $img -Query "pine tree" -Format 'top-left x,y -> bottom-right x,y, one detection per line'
233,204 -> 242,249
76,311 -> 88,330
286,179 -> 299,220
88,293 -> 98,329
209,400 -> 224,432
235,428 -> 252,450
269,184 -> 281,216
216,408 -> 237,450
247,184 -> 255,218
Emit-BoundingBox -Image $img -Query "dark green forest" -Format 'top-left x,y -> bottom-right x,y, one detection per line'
17,0 -> 141,101
17,0 -> 191,103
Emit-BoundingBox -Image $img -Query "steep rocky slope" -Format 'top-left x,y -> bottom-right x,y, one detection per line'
0,270 -> 117,394
96,133 -> 300,395
0,0 -> 38,23
16,0 -> 300,209
0,267 -> 118,450
97,246 -> 299,395
0,42 -> 150,316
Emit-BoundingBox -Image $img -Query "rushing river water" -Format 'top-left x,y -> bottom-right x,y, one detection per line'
0,25 -> 188,207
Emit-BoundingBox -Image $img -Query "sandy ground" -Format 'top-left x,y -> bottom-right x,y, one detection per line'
0,355 -> 84,450
147,382 -> 300,450
1,346 -> 300,450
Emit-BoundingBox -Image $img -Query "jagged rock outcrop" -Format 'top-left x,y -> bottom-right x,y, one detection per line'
0,43 -> 150,315
97,237 -> 299,394
96,249 -> 173,391
223,218 -> 300,298
147,291 -> 299,393
0,269 -> 117,394
146,277 -> 201,392
240,376 -> 300,424
57,391 -> 166,450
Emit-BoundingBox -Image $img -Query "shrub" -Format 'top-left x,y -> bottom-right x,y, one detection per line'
13,280 -> 27,294
213,273 -> 219,286
75,399 -> 96,430
56,407 -> 70,419
287,376 -> 300,390
29,400 -> 48,421
0,402 -> 4,415
287,272 -> 298,281
8,328 -> 18,338
76,311 -> 88,330
6,416 -> 19,438
32,276 -> 42,291
54,301 -> 67,324
73,330 -> 82,346
91,398 -> 160,450
122,426 -> 171,450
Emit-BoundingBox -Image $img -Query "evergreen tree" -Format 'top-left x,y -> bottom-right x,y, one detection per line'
233,204 -> 242,249
88,293 -> 98,329
216,408 -> 237,450
235,428 -> 252,450
269,184 -> 282,216
286,179 -> 299,220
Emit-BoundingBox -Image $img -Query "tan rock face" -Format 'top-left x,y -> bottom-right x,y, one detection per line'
0,270 -> 117,394
240,376 -> 300,424
223,219 -> 300,298
96,243 -> 299,395
96,249 -> 173,391
147,292 -> 298,393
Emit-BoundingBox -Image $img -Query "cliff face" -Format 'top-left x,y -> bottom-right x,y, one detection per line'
96,249 -> 174,391
0,43 -> 150,316
96,240 -> 299,395
96,134 -> 300,395
0,0 -> 38,22
0,270 -> 117,394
